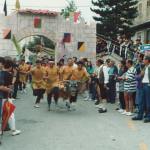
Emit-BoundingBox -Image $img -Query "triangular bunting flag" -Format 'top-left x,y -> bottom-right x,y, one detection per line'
3,29 -> 11,39
78,42 -> 86,51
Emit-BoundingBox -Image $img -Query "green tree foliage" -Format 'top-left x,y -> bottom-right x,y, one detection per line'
12,35 -> 22,55
61,0 -> 77,18
91,0 -> 138,39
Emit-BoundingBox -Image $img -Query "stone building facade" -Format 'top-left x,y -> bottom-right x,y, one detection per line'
132,0 -> 150,43
0,10 -> 96,62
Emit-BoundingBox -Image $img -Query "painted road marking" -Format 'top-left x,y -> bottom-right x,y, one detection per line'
139,142 -> 148,150
127,119 -> 137,131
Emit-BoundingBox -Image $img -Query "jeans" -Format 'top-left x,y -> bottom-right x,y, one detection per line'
107,81 -> 116,103
138,84 -> 150,119
119,92 -> 125,109
47,87 -> 59,106
0,99 -> 2,121
89,82 -> 97,100
12,82 -> 19,99
135,87 -> 144,109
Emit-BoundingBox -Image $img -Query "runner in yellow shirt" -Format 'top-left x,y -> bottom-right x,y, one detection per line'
45,59 -> 60,111
60,58 -> 74,81
30,60 -> 45,108
69,61 -> 89,109
18,59 -> 30,93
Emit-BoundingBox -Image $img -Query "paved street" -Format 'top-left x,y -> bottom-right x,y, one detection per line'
1,86 -> 150,150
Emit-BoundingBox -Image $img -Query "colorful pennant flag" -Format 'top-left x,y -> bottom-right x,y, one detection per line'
34,17 -> 41,28
69,12 -> 74,17
3,0 -> 7,16
3,29 -> 11,39
63,33 -> 71,43
78,42 -> 86,51
74,12 -> 80,23
2,100 -> 16,130
15,0 -> 20,10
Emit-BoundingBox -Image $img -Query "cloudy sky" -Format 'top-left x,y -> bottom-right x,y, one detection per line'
0,0 -> 96,22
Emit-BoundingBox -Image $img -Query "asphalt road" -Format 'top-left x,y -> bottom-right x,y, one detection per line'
1,86 -> 150,150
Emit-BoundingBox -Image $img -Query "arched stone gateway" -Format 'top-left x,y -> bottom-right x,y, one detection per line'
0,9 -> 96,62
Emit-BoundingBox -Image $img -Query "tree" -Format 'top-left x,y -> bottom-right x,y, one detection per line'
61,0 -> 77,19
91,0 -> 138,39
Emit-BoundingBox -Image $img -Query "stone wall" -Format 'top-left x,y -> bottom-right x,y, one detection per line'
0,11 -> 96,63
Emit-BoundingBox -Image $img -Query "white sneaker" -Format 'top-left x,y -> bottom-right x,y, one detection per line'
126,112 -> 133,116
9,98 -> 16,101
34,104 -> 40,108
118,109 -> 124,113
84,96 -> 90,101
95,104 -> 104,108
12,130 -> 21,136
71,103 -> 76,111
121,111 -> 128,115
20,90 -> 23,94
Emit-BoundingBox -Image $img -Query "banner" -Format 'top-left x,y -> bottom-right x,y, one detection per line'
74,12 -> 80,23
140,44 -> 150,52
63,33 -> 71,43
3,0 -> 7,16
34,17 -> 41,28
78,42 -> 86,52
16,0 -> 20,10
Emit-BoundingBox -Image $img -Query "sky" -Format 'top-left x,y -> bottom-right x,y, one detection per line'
0,0 -> 95,22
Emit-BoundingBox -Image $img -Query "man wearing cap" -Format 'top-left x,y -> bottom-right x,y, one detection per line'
45,59 -> 60,111
30,60 -> 45,108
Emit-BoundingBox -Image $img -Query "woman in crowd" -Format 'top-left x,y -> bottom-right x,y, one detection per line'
107,60 -> 118,104
122,60 -> 137,116
117,60 -> 127,113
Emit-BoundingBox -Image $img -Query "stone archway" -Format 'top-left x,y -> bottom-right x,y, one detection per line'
14,26 -> 57,44
0,9 -> 96,63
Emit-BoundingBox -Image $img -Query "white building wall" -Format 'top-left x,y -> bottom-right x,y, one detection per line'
0,12 -> 96,62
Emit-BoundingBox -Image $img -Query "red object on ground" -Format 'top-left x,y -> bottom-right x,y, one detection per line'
2,100 -> 16,131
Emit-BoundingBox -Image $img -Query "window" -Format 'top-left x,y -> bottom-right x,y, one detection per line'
147,0 -> 150,16
147,0 -> 150,7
